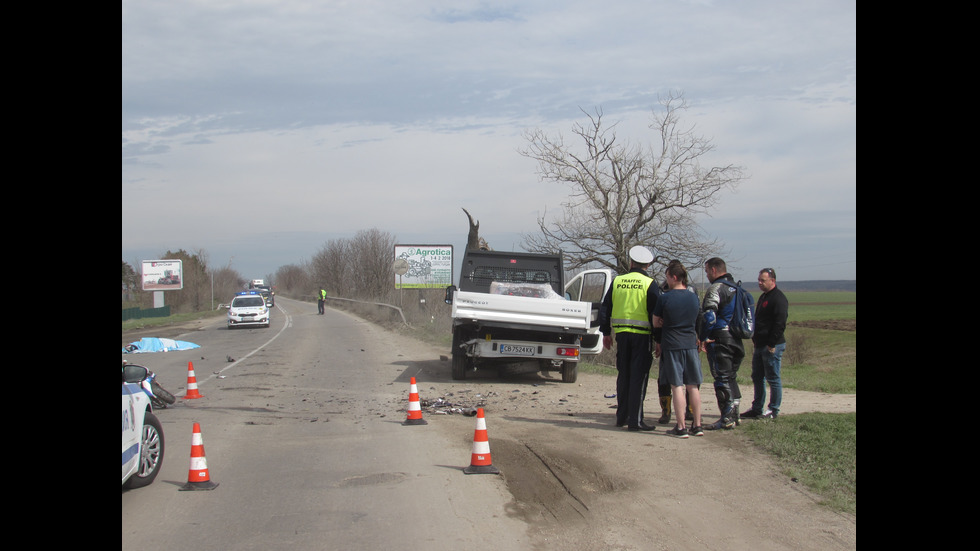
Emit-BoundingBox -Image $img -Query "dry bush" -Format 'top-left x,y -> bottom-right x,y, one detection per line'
786,332 -> 810,365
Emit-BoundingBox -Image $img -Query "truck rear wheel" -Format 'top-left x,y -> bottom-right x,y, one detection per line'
561,361 -> 578,383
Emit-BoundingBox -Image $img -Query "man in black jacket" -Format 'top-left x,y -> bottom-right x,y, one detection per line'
742,268 -> 789,419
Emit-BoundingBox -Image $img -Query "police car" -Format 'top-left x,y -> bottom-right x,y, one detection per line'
122,363 -> 165,489
227,290 -> 271,328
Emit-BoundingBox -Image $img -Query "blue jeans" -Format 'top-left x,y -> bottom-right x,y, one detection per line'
750,343 -> 785,414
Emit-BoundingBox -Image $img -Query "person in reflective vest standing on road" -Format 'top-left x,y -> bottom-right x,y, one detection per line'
599,246 -> 662,432
317,288 -> 327,315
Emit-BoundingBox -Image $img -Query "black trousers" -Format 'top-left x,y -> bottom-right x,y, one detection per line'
615,332 -> 653,427
706,332 -> 745,420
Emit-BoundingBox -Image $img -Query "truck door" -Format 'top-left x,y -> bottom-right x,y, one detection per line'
564,269 -> 614,356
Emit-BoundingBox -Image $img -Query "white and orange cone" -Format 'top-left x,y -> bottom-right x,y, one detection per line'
403,376 -> 428,425
182,361 -> 203,399
463,407 -> 500,474
179,422 -> 219,491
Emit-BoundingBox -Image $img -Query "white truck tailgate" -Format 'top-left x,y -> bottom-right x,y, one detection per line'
452,290 -> 591,331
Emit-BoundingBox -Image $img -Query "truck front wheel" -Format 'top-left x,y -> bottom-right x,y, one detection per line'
451,330 -> 469,380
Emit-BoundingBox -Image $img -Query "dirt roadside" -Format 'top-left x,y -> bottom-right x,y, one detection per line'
123,315 -> 856,550
402,363 -> 856,550
384,322 -> 856,550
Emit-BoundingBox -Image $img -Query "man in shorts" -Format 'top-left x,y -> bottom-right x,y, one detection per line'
652,260 -> 703,438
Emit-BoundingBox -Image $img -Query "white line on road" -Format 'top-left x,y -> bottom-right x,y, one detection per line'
192,302 -> 293,389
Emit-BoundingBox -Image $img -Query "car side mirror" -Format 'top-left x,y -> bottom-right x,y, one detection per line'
122,364 -> 149,384
444,285 -> 457,304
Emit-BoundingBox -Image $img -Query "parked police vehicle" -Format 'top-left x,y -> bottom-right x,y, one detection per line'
122,363 -> 165,489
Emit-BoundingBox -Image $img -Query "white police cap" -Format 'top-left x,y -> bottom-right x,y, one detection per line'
629,245 -> 654,264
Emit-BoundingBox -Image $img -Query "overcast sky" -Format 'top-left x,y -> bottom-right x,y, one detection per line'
122,0 -> 856,285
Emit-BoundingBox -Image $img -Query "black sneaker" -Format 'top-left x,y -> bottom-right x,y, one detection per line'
741,409 -> 763,419
666,426 -> 689,438
628,422 -> 657,431
704,419 -> 735,431
690,425 -> 704,436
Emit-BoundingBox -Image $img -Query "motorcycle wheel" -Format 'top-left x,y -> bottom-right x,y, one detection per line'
151,380 -> 177,405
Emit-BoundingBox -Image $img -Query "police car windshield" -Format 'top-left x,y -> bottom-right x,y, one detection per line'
234,297 -> 265,307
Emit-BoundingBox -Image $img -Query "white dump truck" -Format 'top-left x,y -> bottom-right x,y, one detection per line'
444,249 -> 613,383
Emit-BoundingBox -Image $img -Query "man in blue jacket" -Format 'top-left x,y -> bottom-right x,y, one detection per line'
699,257 -> 746,430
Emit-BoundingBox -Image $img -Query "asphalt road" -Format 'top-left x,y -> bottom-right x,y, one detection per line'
121,297 -> 530,550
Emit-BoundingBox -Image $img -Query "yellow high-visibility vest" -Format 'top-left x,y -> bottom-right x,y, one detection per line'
610,272 -> 654,334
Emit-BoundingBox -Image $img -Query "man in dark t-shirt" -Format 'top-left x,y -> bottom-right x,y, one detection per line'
652,260 -> 704,438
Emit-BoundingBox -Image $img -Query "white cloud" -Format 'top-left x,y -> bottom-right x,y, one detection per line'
122,0 -> 856,282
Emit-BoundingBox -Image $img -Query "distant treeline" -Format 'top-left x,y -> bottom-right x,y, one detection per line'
690,280 -> 855,293
768,280 -> 855,292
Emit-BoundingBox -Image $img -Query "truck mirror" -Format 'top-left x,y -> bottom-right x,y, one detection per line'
444,285 -> 457,304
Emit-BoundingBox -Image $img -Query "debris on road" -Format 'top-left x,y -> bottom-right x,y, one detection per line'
420,391 -> 495,415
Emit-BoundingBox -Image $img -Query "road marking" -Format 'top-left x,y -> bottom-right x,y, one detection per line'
193,302 -> 293,389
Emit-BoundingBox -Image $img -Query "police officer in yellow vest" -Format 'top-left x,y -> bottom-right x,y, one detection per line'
599,246 -> 663,431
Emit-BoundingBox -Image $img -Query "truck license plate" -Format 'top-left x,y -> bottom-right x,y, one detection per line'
501,344 -> 535,355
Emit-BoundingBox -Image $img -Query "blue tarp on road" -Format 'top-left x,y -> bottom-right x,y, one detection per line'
123,337 -> 201,354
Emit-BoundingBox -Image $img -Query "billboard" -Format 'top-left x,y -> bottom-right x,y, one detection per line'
394,245 -> 453,288
142,259 -> 184,291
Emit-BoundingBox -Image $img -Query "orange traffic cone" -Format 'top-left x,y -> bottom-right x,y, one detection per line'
463,407 -> 499,474
403,376 -> 428,425
179,422 -> 219,491
182,361 -> 203,399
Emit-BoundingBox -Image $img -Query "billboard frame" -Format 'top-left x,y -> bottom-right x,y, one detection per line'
141,259 -> 184,291
393,245 -> 453,289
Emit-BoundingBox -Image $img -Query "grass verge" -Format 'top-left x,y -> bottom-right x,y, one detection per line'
737,412 -> 856,514
122,309 -> 225,331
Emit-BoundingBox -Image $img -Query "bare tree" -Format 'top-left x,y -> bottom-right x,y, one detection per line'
350,228 -> 397,302
122,260 -> 141,303
273,263 -> 309,295
463,208 -> 481,251
462,208 -> 491,251
308,228 -> 397,301
210,264 -> 245,307
519,92 -> 745,275
309,239 -> 353,298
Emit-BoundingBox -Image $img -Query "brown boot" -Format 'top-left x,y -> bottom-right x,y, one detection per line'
658,396 -> 672,424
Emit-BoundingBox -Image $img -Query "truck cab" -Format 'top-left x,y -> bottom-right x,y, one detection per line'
562,268 -> 615,356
